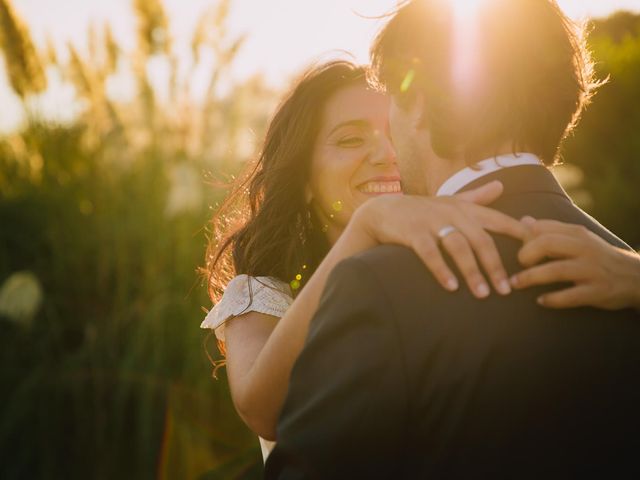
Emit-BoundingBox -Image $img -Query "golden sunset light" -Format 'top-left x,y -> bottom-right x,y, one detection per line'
10,0 -> 640,78
1,0 -> 640,477
1,0 -> 637,133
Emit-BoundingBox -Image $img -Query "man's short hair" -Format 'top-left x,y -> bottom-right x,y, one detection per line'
370,0 -> 601,165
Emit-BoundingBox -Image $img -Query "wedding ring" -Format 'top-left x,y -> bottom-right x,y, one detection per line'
437,225 -> 457,241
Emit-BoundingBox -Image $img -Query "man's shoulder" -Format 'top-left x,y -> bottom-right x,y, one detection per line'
349,245 -> 436,288
341,245 -> 445,307
352,244 -> 422,270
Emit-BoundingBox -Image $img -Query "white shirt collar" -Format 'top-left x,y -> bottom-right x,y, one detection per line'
435,153 -> 542,197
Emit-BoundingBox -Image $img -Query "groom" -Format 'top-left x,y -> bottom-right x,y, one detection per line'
265,1 -> 640,478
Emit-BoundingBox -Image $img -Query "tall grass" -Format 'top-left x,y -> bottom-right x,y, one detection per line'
0,0 -> 276,478
1,2 -> 639,479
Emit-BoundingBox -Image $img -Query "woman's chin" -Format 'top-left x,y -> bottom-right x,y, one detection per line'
358,191 -> 404,199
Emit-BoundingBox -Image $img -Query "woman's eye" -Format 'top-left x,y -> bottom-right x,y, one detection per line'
337,136 -> 364,148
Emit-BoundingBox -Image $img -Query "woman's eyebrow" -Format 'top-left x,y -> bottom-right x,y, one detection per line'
327,119 -> 369,137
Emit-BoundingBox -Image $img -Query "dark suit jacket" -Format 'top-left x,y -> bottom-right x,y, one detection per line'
265,165 -> 640,480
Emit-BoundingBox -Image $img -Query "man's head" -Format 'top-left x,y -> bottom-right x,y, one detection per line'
370,0 -> 600,194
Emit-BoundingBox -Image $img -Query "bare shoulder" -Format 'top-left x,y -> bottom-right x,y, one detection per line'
225,310 -> 280,341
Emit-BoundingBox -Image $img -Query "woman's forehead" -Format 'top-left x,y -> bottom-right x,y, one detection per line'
321,85 -> 389,129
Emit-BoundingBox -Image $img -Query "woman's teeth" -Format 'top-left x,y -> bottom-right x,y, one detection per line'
358,181 -> 402,194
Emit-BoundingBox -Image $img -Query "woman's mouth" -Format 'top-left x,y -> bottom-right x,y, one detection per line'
357,180 -> 402,194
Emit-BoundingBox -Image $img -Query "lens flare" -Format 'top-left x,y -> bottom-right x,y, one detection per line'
451,0 -> 484,21
400,69 -> 416,93
451,0 -> 484,99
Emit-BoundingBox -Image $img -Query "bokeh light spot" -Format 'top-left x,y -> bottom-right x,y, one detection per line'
400,69 -> 415,93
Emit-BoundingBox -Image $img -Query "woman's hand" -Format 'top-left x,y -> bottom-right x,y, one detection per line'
352,180 -> 529,299
510,217 -> 640,311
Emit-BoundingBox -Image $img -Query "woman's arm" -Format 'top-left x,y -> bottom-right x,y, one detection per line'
224,215 -> 386,439
510,217 -> 640,311
224,181 -> 528,440
225,213 -> 393,439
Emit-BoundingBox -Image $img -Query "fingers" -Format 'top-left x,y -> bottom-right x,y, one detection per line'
433,202 -> 526,295
510,260 -> 587,290
536,285 -> 594,309
455,220 -> 511,295
522,218 -> 595,239
472,206 -> 529,241
412,237 -> 460,292
454,180 -> 504,206
390,195 -> 526,298
518,234 -> 583,268
440,230 -> 491,298
423,200 -> 519,297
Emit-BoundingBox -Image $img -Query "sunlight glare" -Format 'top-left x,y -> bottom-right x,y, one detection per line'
451,0 -> 484,99
451,0 -> 484,22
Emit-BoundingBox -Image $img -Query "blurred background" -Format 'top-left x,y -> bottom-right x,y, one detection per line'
0,0 -> 639,478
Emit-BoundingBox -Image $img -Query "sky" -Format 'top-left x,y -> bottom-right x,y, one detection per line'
1,0 -> 639,132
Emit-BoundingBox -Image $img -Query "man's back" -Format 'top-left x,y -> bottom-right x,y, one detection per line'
265,167 -> 640,479
376,166 -> 640,477
370,248 -> 640,478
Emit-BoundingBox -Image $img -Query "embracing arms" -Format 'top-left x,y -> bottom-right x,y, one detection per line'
222,186 -> 640,441
224,181 -> 524,439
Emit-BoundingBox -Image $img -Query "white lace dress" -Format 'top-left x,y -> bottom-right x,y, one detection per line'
200,274 -> 294,462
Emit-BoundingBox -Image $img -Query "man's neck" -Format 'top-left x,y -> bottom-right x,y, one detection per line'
428,142 -> 520,195
427,158 -> 466,195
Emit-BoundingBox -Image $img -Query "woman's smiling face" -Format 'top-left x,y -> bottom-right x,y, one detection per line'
308,83 -> 401,242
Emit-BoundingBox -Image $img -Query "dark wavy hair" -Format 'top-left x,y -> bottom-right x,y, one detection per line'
370,0 -> 602,165
205,61 -> 368,306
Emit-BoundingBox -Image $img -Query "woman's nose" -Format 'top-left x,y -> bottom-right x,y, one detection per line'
369,131 -> 397,166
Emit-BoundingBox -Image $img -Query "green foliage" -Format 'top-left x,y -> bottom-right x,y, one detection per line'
562,11 -> 640,249
1,1 -> 639,478
0,0 -> 275,478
